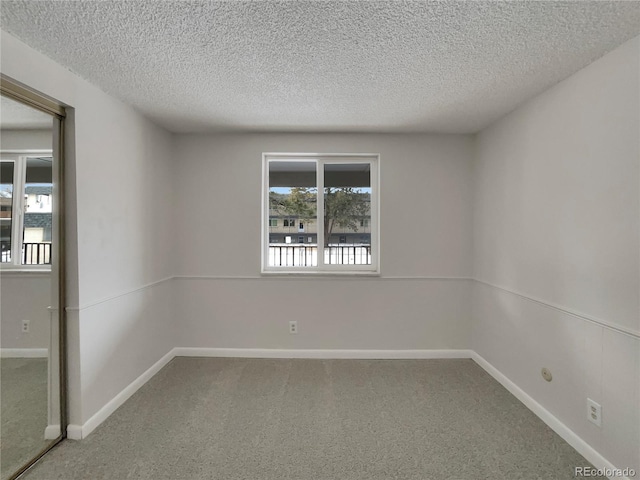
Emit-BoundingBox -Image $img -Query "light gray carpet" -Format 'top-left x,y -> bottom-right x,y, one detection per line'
1,358 -> 50,480
23,358 -> 602,480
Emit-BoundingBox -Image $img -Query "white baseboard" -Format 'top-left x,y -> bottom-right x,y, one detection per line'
66,425 -> 82,441
0,348 -> 48,358
44,424 -> 61,440
173,347 -> 474,359
470,352 -> 627,480
66,350 -> 175,440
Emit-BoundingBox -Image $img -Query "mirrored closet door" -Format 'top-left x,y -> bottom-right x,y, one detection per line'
0,86 -> 66,480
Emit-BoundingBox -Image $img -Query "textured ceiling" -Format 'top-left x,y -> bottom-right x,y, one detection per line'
1,1 -> 640,134
0,96 -> 52,130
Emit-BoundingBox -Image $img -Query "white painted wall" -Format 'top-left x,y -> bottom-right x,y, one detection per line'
472,36 -> 640,472
1,30 -> 176,425
173,133 -> 474,350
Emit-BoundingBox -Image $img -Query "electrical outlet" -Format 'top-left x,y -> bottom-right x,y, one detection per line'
587,398 -> 601,427
289,321 -> 298,334
21,320 -> 30,333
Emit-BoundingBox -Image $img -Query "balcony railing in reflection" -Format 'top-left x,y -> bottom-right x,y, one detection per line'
0,242 -> 51,265
268,244 -> 371,267
24,243 -> 52,265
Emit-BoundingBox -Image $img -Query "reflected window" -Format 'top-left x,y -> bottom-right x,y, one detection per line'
0,161 -> 14,263
0,156 -> 52,266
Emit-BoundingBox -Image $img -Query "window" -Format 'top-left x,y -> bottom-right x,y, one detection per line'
0,161 -> 14,263
269,218 -> 278,227
1,154 -> 53,267
263,153 -> 379,273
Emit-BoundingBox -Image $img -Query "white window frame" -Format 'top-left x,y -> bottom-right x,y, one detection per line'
0,150 -> 53,271
262,152 -> 380,275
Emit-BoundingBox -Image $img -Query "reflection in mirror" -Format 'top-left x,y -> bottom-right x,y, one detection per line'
0,94 -> 59,480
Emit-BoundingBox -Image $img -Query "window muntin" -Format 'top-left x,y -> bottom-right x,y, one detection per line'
263,154 -> 379,273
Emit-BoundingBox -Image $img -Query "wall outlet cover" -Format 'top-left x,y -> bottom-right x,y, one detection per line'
587,398 -> 602,427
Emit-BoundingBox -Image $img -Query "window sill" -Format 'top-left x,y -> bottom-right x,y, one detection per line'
1,267 -> 52,275
261,270 -> 380,277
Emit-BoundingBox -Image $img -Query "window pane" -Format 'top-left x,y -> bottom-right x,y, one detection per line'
268,160 -> 317,267
23,157 -> 53,265
324,163 -> 371,265
0,161 -> 14,263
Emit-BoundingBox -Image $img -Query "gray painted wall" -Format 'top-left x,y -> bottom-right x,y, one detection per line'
0,129 -> 51,150
1,30 -> 176,426
173,133 -> 474,350
472,36 -> 640,471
